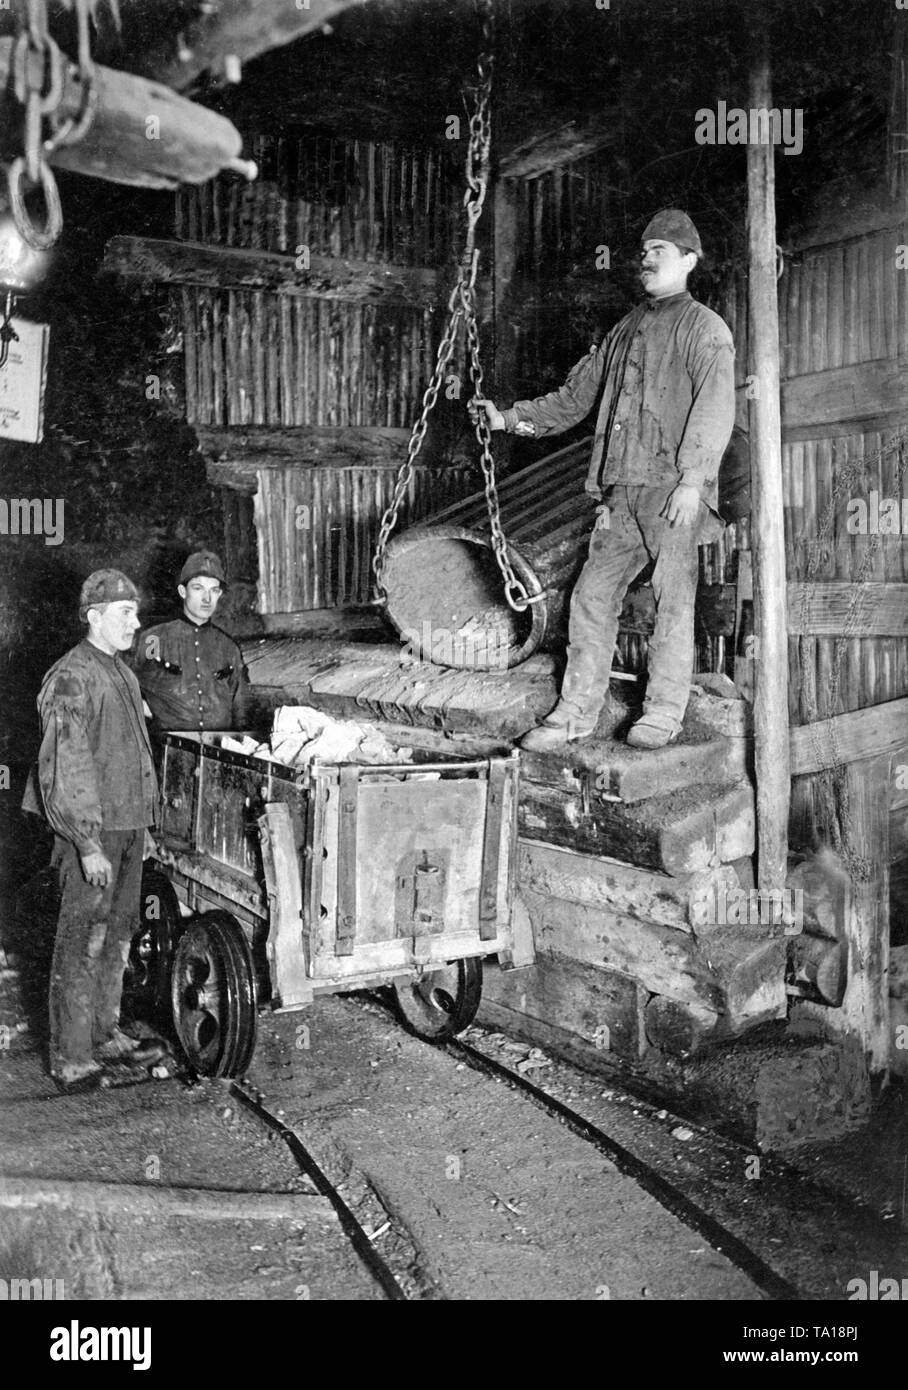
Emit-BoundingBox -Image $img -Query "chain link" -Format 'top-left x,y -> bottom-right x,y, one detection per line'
6,0 -> 96,253
372,0 -> 541,615
45,0 -> 98,155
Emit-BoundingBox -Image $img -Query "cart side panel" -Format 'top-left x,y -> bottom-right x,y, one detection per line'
160,740 -> 198,846
357,777 -> 487,944
197,755 -> 269,874
309,764 -> 519,981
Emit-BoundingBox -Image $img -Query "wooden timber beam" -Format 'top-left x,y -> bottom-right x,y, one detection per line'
789,696 -> 908,777
746,45 -> 790,895
197,424 -> 413,491
499,113 -> 621,180
781,357 -> 908,434
787,582 -> 908,637
103,235 -> 445,309
734,357 -> 908,437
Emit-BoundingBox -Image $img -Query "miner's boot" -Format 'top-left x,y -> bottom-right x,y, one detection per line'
519,699 -> 602,751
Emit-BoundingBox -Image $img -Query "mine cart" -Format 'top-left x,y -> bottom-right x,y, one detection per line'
128,733 -> 530,1077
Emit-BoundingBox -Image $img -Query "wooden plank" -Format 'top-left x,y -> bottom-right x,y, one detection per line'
747,47 -> 790,893
499,113 -> 621,180
243,639 -> 560,738
519,724 -> 749,804
153,843 -> 267,917
789,696 -> 908,775
779,356 -> 908,429
518,777 -> 755,877
787,582 -> 908,636
104,235 -> 453,309
258,802 -> 312,1008
519,885 -> 724,1010
516,839 -> 742,934
480,954 -> 648,1061
200,424 -> 415,492
0,1177 -> 336,1224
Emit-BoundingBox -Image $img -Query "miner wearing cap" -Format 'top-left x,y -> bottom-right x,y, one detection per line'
22,570 -> 164,1091
131,550 -> 249,736
471,209 -> 735,750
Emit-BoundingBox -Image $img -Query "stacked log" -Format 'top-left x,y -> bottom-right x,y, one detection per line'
482,684 -> 791,1060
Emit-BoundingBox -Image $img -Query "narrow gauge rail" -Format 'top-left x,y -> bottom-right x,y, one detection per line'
226,1017 -> 799,1302
229,1078 -> 414,1301
443,1038 -> 801,1302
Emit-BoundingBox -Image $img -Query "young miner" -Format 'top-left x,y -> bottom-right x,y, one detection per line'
23,570 -> 164,1091
131,550 -> 249,737
472,209 -> 736,751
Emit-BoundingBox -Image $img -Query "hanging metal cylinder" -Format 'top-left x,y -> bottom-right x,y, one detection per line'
381,426 -> 752,671
381,437 -> 597,670
0,37 -> 246,190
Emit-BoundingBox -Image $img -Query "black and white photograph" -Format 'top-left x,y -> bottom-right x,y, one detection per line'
0,0 -> 906,1346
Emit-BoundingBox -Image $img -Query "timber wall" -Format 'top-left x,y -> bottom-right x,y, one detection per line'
726,221 -> 908,857
176,132 -> 461,428
171,132 -> 477,613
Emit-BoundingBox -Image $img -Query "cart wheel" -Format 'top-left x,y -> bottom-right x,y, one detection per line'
171,911 -> 258,1078
123,866 -> 182,1028
391,957 -> 482,1042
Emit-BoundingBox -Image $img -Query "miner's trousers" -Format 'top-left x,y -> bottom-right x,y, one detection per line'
559,483 -> 703,727
49,828 -> 144,1072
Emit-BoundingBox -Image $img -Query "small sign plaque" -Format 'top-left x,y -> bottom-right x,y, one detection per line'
0,317 -> 51,444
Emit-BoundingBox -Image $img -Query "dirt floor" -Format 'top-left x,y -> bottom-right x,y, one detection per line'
1,924 -> 906,1303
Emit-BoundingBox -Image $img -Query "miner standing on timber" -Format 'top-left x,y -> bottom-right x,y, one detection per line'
472,209 -> 736,750
23,571 -> 164,1092
131,550 -> 249,738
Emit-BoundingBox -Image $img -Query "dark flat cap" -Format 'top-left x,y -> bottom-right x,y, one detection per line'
179,550 -> 226,586
79,569 -> 139,621
641,208 -> 702,256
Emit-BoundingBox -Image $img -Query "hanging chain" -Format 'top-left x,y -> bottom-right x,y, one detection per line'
6,0 -> 97,253
44,0 -> 98,156
372,0 -> 541,614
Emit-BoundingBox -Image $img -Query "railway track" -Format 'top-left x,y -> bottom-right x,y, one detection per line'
223,996 -> 908,1301
444,1036 -> 801,1301
225,997 -> 807,1301
229,1079 -> 415,1301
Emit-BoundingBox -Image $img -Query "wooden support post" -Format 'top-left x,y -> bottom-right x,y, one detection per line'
791,755 -> 893,1076
746,47 -> 790,894
841,756 -> 891,1073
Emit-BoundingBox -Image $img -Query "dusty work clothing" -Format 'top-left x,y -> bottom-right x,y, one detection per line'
560,484 -> 703,726
47,828 -> 144,1071
132,617 -> 249,732
502,290 -> 735,726
22,640 -> 159,1072
502,290 -> 735,514
22,640 -> 158,855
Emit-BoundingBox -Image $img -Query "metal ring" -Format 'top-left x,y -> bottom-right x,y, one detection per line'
7,157 -> 64,252
45,71 -> 98,153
